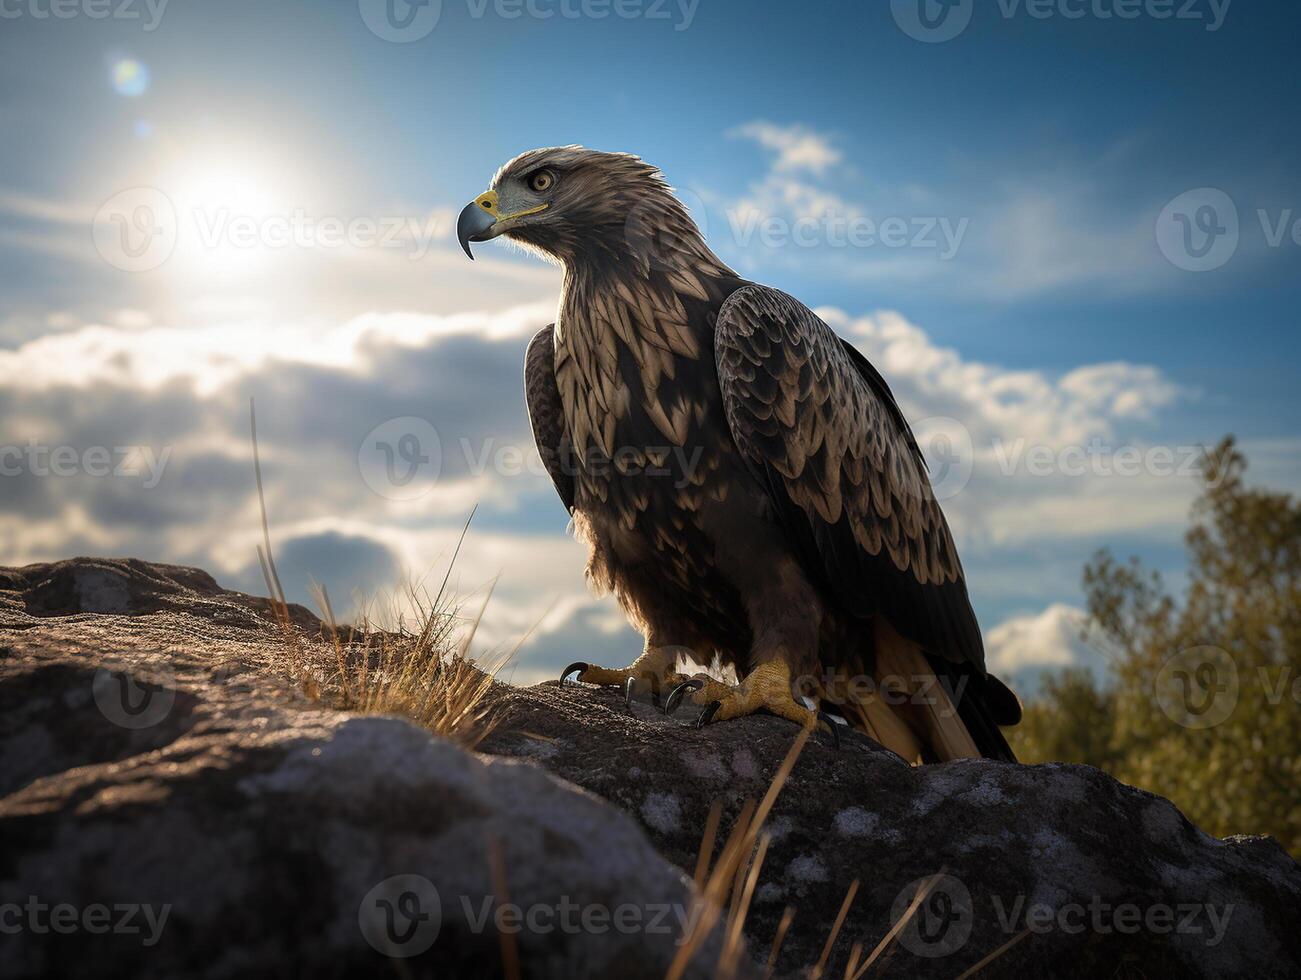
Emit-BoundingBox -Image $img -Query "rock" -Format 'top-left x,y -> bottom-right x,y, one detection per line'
485,684 -> 1301,977
2,558 -> 1299,979
0,559 -> 728,979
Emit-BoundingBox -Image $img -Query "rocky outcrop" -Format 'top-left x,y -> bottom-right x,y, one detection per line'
2,558 -> 1298,979
485,685 -> 1300,977
0,559 -> 724,979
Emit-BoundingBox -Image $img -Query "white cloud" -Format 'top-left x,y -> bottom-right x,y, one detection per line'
986,604 -> 1094,674
712,122 -> 1212,300
0,301 -> 557,395
728,121 -> 843,175
0,295 -> 1224,686
818,307 -> 1198,548
1059,363 -> 1184,421
0,190 -> 88,225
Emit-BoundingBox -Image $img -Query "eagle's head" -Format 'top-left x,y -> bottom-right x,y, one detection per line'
456,145 -> 707,269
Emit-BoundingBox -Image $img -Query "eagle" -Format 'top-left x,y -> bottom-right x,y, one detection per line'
457,146 -> 1021,762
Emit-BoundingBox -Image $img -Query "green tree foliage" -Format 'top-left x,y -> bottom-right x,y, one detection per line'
1008,438 -> 1300,855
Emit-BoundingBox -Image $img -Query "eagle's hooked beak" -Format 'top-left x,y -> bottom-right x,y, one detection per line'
456,189 -> 550,259
456,191 -> 499,260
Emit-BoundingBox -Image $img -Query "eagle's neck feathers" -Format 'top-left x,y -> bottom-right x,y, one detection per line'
552,192 -> 738,460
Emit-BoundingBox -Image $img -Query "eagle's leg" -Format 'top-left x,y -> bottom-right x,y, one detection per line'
664,660 -> 839,746
559,643 -> 691,709
664,547 -> 837,742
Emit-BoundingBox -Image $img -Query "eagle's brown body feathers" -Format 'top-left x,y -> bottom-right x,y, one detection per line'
489,146 -> 1019,761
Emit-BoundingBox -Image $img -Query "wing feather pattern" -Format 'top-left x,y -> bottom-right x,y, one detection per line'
714,285 -> 986,672
524,324 -> 575,513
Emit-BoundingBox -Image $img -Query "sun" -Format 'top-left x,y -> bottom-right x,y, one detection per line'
174,168 -> 276,220
160,150 -> 295,279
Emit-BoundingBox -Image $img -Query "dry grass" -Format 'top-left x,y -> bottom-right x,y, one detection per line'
250,400 -> 509,748
306,565 -> 509,750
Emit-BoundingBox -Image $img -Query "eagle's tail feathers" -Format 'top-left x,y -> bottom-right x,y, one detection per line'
831,618 -> 1015,764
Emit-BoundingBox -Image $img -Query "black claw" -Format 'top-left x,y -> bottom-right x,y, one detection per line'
817,710 -> 842,750
695,700 -> 721,728
664,679 -> 703,716
560,661 -> 588,685
624,677 -> 638,715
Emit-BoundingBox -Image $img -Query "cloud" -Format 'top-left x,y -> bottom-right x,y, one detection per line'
721,121 -> 861,243
0,302 -> 557,395
229,530 -> 402,620
0,190 -> 89,225
728,121 -> 843,176
0,290 -> 1206,692
1059,363 -> 1184,421
984,603 -> 1115,694
711,122 -> 1219,301
821,307 -> 1197,549
986,603 -> 1094,674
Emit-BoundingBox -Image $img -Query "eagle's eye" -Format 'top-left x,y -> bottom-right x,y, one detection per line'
527,169 -> 555,193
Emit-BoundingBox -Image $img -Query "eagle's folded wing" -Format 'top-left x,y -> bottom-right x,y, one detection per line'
714,284 -> 985,672
524,324 -> 575,513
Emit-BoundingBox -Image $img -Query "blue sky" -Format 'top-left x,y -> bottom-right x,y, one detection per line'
2,0 -> 1298,688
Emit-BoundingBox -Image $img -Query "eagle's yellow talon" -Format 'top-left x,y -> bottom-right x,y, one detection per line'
559,649 -> 690,709
677,661 -> 821,729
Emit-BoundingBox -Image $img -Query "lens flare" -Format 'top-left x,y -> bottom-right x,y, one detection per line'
112,59 -> 150,98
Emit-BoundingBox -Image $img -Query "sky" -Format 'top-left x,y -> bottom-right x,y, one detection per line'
2,0 -> 1298,690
